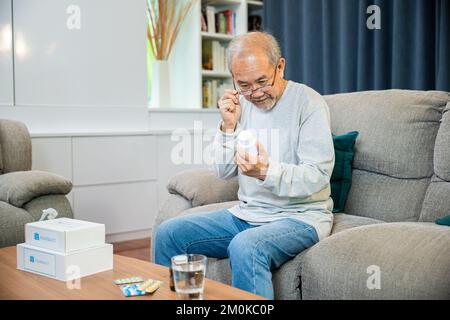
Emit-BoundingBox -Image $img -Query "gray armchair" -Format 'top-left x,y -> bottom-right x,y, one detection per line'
0,119 -> 73,248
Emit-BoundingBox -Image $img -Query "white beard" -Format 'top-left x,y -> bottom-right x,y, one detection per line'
256,99 -> 276,111
252,96 -> 276,111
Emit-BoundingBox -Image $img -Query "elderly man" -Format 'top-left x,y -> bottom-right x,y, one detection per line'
154,32 -> 335,299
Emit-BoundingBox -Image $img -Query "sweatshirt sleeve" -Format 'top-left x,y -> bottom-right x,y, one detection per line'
259,102 -> 335,199
213,121 -> 243,179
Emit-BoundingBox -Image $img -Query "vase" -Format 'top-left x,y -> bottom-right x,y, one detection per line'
150,60 -> 171,108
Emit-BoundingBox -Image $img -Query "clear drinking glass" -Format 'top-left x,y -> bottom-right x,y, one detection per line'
171,254 -> 207,300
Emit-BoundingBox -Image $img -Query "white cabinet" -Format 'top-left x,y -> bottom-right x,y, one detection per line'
32,137 -> 72,179
70,134 -> 160,236
72,135 -> 157,186
73,182 -> 157,235
12,0 -> 147,107
31,134 -> 159,238
30,131 -> 213,240
0,0 -> 14,105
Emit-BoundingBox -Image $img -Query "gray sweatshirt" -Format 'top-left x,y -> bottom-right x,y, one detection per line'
213,81 -> 335,240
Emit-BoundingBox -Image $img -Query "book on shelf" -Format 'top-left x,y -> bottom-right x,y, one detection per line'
201,7 -> 208,32
205,6 -> 216,34
202,40 -> 213,70
202,6 -> 236,35
202,40 -> 227,72
203,80 -> 229,109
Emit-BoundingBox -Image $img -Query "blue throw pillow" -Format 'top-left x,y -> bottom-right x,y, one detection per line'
435,215 -> 450,226
331,131 -> 359,213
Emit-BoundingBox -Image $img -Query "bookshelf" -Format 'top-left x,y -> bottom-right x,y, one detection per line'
203,0 -> 243,6
202,70 -> 233,78
201,32 -> 234,41
200,0 -> 264,109
247,0 -> 264,7
166,0 -> 264,110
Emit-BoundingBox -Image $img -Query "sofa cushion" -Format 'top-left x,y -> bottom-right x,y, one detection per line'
420,100 -> 450,222
326,90 -> 449,179
301,222 -> 450,299
433,100 -> 450,180
272,213 -> 383,300
331,131 -> 359,213
419,176 -> 450,222
331,213 -> 384,234
345,169 -> 430,221
325,90 -> 449,222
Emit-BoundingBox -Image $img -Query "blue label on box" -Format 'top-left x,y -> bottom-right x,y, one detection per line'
23,248 -> 57,277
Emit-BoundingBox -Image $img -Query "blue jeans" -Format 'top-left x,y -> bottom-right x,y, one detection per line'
153,209 -> 319,299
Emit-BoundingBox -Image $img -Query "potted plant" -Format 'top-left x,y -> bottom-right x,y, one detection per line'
147,0 -> 197,108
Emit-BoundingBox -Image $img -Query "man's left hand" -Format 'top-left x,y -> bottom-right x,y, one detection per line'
235,142 -> 269,181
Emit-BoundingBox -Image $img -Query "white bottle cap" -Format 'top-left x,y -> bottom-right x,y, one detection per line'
237,130 -> 258,155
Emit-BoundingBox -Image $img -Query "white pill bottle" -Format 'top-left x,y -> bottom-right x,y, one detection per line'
237,130 -> 258,156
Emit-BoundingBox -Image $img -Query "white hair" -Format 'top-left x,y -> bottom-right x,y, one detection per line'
226,32 -> 282,73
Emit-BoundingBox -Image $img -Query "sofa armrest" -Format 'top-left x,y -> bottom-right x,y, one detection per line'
151,193 -> 193,262
301,222 -> 450,299
0,170 -> 73,207
167,169 -> 238,207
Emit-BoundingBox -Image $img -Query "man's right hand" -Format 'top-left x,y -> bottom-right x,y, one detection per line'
218,89 -> 241,132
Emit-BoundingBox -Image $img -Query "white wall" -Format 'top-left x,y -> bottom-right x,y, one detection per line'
13,0 -> 147,108
0,0 -> 149,133
0,0 -> 13,106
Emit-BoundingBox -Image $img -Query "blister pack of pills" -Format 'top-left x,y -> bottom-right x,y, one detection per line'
114,276 -> 162,297
113,276 -> 144,285
119,284 -> 148,297
138,279 -> 162,293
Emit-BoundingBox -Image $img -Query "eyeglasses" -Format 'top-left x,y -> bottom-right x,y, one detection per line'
233,63 -> 278,97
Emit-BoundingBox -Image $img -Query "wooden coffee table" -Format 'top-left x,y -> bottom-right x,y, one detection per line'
0,246 -> 264,300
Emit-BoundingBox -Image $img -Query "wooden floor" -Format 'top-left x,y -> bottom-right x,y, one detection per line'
112,238 -> 151,261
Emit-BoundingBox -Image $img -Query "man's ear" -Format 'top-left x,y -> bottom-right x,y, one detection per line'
278,58 -> 286,79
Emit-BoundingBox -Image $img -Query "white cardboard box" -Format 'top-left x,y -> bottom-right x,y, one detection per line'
25,218 -> 105,253
17,243 -> 113,281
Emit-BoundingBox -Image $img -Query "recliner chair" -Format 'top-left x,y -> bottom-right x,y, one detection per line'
0,119 -> 73,247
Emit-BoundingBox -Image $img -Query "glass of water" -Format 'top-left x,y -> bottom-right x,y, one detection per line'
171,254 -> 207,300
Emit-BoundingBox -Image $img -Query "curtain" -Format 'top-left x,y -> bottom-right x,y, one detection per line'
263,0 -> 450,95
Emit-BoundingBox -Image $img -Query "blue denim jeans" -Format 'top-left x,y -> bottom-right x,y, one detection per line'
153,209 -> 319,299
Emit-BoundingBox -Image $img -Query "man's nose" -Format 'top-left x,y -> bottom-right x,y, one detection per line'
252,89 -> 265,99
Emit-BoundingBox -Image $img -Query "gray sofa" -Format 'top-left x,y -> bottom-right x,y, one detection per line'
0,119 -> 73,248
152,89 -> 450,300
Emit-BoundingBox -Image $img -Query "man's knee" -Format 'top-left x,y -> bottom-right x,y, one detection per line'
228,232 -> 266,263
155,218 -> 182,246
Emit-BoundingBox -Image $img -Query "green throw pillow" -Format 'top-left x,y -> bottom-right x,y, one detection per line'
331,131 -> 359,213
435,215 -> 450,226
